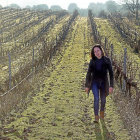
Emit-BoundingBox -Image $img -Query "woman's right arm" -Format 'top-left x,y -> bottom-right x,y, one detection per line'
85,60 -> 92,89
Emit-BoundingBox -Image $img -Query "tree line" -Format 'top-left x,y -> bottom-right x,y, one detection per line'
0,1 -> 122,16
0,0 -> 140,19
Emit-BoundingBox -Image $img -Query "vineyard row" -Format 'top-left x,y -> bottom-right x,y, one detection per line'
0,10 -> 79,118
88,10 -> 140,112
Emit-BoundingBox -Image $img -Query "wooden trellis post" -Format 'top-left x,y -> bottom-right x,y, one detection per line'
111,44 -> 113,63
122,48 -> 127,92
135,29 -> 137,43
0,45 -> 2,57
43,40 -> 46,65
8,52 -> 12,89
105,37 -> 107,51
32,48 -> 34,73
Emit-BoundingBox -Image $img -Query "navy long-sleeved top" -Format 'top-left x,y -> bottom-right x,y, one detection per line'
93,57 -> 105,83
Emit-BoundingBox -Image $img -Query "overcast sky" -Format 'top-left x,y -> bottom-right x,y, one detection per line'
0,0 -> 114,10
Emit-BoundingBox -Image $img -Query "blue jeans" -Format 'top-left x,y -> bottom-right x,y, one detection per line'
92,81 -> 106,116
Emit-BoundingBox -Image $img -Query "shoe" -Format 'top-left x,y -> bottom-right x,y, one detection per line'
94,116 -> 99,123
100,111 -> 104,120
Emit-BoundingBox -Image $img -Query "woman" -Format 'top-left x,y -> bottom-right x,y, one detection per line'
85,44 -> 114,123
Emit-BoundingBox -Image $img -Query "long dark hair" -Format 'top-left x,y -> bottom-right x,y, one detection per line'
90,44 -> 105,60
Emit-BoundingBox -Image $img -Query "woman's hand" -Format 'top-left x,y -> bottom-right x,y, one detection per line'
109,87 -> 113,93
85,87 -> 90,93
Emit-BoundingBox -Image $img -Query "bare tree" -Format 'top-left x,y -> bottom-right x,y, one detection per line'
123,0 -> 140,19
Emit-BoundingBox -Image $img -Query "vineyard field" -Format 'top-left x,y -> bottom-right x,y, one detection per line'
0,8 -> 140,139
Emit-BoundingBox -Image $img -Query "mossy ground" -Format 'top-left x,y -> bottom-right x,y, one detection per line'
0,17 -> 131,140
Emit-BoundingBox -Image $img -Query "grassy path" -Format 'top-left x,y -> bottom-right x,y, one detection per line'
0,17 -> 131,139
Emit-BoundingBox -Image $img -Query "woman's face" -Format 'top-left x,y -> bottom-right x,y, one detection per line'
94,47 -> 102,59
